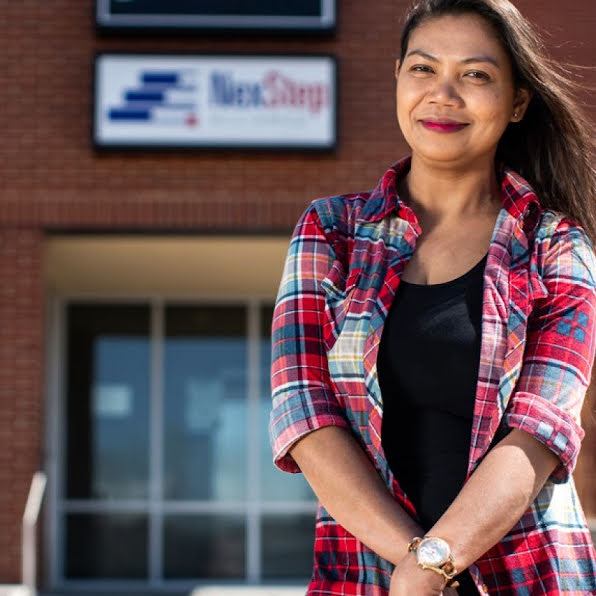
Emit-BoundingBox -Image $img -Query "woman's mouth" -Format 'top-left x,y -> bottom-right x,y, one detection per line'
421,120 -> 469,133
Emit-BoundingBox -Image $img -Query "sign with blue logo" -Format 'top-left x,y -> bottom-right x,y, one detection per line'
94,54 -> 337,149
96,0 -> 335,32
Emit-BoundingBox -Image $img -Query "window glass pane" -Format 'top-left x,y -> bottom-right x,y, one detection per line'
66,304 -> 150,500
163,514 -> 245,579
260,305 -> 315,502
262,513 -> 315,579
164,305 -> 247,500
65,513 -> 148,579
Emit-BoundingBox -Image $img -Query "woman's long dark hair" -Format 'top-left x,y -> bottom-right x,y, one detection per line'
399,0 -> 596,245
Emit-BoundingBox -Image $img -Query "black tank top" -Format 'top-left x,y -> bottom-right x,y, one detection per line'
377,252 -> 488,595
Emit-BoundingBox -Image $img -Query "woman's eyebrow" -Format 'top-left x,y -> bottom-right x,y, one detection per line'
405,49 -> 500,68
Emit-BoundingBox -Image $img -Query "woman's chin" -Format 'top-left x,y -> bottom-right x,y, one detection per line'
411,146 -> 472,165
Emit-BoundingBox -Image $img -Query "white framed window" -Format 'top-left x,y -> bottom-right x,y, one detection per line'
49,298 -> 316,591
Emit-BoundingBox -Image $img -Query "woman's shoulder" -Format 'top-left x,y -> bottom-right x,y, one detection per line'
296,158 -> 409,242
534,208 -> 596,283
291,189 -> 377,258
308,189 -> 376,232
536,208 -> 593,250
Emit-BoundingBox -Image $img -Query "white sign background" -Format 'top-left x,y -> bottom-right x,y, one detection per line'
94,54 -> 337,149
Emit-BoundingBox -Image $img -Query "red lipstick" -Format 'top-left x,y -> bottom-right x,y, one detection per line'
421,120 -> 468,132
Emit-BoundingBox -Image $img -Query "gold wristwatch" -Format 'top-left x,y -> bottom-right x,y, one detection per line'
407,536 -> 460,588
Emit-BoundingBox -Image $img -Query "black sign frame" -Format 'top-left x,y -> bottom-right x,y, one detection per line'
95,0 -> 336,33
92,51 -> 339,152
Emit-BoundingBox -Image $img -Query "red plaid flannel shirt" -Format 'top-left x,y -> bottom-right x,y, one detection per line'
270,155 -> 596,594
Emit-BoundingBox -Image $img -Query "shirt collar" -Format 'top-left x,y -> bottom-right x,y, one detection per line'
360,154 -> 541,231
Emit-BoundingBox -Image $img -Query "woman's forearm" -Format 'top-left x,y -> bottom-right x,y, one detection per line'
288,425 -> 423,566
428,428 -> 560,573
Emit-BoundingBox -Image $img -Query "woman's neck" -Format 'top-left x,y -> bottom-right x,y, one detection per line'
400,154 -> 503,225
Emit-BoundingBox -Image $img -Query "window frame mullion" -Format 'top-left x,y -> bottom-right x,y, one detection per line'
246,299 -> 262,583
149,298 -> 165,586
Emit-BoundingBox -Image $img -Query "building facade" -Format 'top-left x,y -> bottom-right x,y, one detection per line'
1,0 -> 595,592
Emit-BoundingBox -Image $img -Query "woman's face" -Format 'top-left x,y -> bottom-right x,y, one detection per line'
395,13 -> 530,166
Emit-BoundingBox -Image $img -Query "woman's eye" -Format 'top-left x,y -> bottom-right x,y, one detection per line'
410,64 -> 433,73
408,65 -> 489,80
465,71 -> 490,80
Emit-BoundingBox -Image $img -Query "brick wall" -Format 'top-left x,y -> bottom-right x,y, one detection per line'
1,0 -> 595,584
0,229 -> 43,583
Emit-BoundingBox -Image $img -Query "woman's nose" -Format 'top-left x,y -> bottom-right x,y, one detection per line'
428,77 -> 463,106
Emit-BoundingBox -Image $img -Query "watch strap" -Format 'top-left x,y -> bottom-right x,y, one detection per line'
407,536 -> 460,588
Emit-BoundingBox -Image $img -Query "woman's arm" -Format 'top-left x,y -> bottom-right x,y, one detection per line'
392,221 -> 596,595
432,219 -> 596,572
389,428 -> 559,595
289,425 -> 425,566
270,203 -> 426,566
430,428 -> 559,570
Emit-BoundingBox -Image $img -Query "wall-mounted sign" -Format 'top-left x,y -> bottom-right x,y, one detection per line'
96,0 -> 336,32
93,54 -> 337,150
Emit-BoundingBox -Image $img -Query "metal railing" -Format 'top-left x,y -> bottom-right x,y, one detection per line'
22,472 -> 47,596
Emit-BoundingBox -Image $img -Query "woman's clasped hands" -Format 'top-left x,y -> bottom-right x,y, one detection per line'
389,550 -> 459,596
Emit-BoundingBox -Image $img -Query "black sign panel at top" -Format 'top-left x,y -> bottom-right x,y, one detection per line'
110,0 -> 322,17
96,0 -> 336,32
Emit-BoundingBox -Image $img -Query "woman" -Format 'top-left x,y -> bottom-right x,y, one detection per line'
269,0 -> 596,594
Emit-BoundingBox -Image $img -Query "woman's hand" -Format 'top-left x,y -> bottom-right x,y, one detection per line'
389,551 -> 449,596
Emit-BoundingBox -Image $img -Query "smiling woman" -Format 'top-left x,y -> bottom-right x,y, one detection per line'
269,1 -> 596,595
395,13 -> 530,170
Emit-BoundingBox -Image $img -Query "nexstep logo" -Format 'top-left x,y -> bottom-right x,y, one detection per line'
107,68 -> 200,127
209,70 -> 330,114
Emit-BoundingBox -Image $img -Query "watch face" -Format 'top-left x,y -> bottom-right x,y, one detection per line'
417,537 -> 450,566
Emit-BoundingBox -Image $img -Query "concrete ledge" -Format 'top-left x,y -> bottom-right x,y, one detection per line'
0,587 -> 30,596
191,588 -> 305,596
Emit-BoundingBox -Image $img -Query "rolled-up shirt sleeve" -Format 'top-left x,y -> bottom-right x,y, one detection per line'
503,220 -> 596,483
269,203 -> 350,473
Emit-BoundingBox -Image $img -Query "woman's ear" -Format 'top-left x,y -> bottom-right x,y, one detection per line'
395,58 -> 401,79
512,87 -> 533,122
